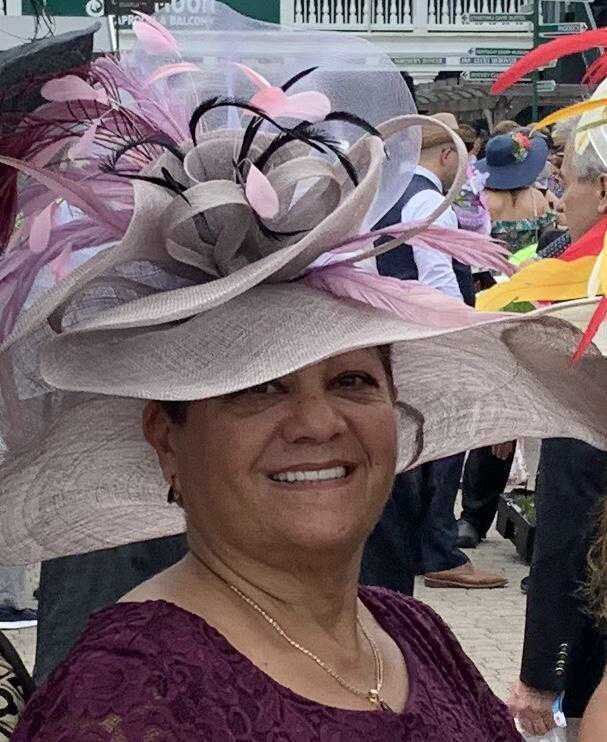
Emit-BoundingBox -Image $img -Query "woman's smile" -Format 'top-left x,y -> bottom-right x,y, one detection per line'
266,461 -> 358,489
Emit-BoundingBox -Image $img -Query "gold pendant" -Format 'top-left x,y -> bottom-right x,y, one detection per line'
368,689 -> 393,713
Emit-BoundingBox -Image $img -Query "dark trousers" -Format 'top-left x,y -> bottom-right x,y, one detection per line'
417,453 -> 468,573
521,438 -> 607,717
34,533 -> 188,685
460,445 -> 515,538
361,452 -> 467,592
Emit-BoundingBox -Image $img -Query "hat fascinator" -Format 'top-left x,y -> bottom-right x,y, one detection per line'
1,4 -> 607,563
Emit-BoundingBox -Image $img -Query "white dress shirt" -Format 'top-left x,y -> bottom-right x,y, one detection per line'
400,165 -> 462,301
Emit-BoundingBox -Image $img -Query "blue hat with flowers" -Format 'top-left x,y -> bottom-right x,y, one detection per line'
476,132 -> 549,190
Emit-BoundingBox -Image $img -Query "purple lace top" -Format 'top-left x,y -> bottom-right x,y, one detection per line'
14,588 -> 522,741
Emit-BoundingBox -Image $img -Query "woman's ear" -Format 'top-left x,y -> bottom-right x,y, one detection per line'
142,401 -> 178,486
598,175 -> 607,214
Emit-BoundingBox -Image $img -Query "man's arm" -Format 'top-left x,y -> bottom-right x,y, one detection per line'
402,189 -> 463,301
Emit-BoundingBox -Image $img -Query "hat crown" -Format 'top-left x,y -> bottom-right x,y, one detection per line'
485,134 -> 525,167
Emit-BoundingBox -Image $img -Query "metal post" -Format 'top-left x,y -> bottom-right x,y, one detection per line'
532,0 -> 540,121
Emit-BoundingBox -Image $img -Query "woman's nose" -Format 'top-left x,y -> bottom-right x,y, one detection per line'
280,394 -> 348,444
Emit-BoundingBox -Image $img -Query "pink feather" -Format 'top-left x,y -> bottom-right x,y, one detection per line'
325,223 -> 514,276
304,265 -> 508,329
50,246 -> 73,283
249,88 -> 331,122
29,139 -> 72,168
245,163 -> 280,219
133,13 -> 179,55
41,76 -> 108,106
234,63 -> 272,90
144,62 -> 201,86
29,202 -> 56,254
68,120 -> 99,161
0,155 -> 123,233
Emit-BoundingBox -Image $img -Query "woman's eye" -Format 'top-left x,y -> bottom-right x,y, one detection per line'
244,380 -> 285,395
335,373 -> 379,390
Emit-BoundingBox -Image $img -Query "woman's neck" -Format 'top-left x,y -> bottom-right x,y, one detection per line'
183,533 -> 363,643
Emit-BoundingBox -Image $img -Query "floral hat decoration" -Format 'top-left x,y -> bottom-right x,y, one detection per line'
0,3 -> 606,564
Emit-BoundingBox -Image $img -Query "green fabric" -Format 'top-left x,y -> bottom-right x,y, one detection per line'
491,212 -> 558,255
501,300 -> 536,314
509,243 -> 538,266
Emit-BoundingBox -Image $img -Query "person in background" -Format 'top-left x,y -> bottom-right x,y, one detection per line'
507,116 -> 607,738
362,113 -> 507,591
491,119 -> 520,136
456,443 -> 516,549
33,536 -> 187,683
477,132 -> 557,261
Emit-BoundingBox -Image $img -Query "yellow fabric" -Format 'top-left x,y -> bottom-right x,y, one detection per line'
476,257 -> 597,311
533,98 -> 607,131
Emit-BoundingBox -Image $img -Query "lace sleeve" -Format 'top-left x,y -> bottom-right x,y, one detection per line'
12,642 -> 171,740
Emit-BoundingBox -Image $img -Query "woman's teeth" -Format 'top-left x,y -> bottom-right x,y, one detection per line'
270,466 -> 348,483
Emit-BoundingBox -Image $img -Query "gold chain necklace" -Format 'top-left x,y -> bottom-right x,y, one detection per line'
228,582 -> 393,712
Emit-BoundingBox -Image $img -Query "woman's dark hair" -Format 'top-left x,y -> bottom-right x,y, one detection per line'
160,345 -> 395,424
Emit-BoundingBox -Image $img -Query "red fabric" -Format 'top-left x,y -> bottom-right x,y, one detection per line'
572,296 -> 607,363
492,28 -> 607,93
560,218 -> 607,262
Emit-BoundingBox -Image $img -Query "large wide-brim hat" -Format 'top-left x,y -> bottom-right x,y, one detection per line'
1,4 -> 607,564
2,285 -> 607,564
476,133 -> 549,190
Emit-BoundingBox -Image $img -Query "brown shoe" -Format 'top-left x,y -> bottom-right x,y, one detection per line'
423,562 -> 508,589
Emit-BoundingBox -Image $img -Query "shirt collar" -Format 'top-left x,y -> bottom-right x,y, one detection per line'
414,165 -> 444,194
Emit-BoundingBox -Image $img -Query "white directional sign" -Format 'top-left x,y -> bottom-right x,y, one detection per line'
469,48 -> 528,57
460,56 -> 523,66
461,12 -> 531,24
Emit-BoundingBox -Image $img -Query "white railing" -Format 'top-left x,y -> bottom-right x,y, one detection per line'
427,0 -> 529,27
289,1 -> 415,30
283,0 -> 531,30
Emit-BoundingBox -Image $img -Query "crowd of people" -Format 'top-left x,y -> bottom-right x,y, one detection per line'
1,3 -> 607,740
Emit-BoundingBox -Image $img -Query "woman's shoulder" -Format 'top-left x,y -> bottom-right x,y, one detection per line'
12,601 -> 208,740
359,586 -> 454,638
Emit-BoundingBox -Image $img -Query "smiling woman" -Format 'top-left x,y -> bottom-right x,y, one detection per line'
3,4 -> 607,741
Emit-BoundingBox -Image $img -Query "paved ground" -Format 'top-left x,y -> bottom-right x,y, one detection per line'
416,523 -> 529,702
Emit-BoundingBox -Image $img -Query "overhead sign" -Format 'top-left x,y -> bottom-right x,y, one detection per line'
460,70 -> 499,81
461,12 -> 531,24
540,22 -> 588,37
461,70 -> 532,83
103,0 -> 156,14
470,48 -> 527,58
390,56 -> 447,66
460,56 -> 523,66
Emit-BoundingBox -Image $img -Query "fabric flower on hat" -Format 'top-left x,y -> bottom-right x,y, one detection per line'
511,132 -> 531,163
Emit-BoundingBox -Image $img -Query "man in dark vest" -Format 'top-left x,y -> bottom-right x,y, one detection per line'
361,113 -> 507,592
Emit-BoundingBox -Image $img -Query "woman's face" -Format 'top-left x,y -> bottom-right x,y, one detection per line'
147,349 -> 398,562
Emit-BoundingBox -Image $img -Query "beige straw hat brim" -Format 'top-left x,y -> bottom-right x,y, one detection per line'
534,297 -> 607,356
2,283 -> 606,564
